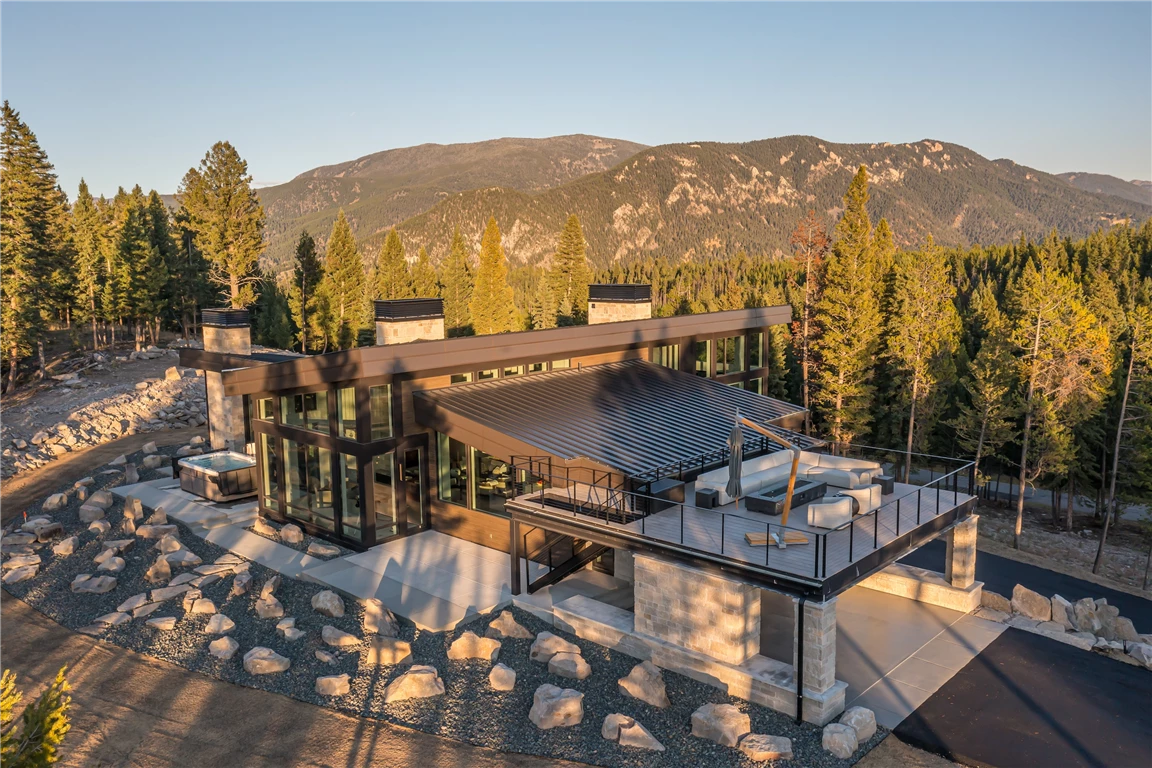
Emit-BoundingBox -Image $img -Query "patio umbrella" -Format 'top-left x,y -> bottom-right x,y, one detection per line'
724,417 -> 744,504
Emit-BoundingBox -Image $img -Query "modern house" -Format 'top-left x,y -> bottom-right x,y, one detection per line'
182,284 -> 980,725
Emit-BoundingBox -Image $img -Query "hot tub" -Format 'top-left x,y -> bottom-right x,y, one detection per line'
179,451 -> 257,502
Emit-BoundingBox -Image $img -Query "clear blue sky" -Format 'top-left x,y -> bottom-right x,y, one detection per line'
3,2 -> 1150,198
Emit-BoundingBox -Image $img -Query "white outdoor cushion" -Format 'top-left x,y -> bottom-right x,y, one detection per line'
837,484 -> 882,515
807,496 -> 853,529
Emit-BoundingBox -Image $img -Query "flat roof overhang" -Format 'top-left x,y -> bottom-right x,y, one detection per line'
210,305 -> 792,396
412,359 -> 812,478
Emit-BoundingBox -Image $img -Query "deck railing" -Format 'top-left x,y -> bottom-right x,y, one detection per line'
510,446 -> 976,582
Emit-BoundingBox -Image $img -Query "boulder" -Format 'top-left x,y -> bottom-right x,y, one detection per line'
209,636 -> 240,660
124,464 -> 138,484
42,493 -> 68,512
260,575 -> 281,599
840,706 -> 877,742
31,430 -> 50,445
1127,642 -> 1152,670
822,723 -> 859,759
364,637 -> 413,666
602,713 -> 632,741
1097,604 -> 1123,641
1113,617 -> 1140,643
277,618 -> 307,641
529,631 -> 581,662
384,665 -> 445,703
315,650 -> 338,664
254,596 -> 285,619
88,520 -> 110,535
279,524 -> 304,545
231,573 -> 252,596
164,550 -> 202,567
144,509 -> 168,525
109,454 -> 128,466
1011,584 -> 1051,622
1036,621 -> 1067,634
150,584 -> 192,602
306,541 -> 341,557
447,631 -> 502,662
618,661 -> 670,708
2,565 -> 37,584
78,505 -> 106,523
143,440 -> 159,454
35,523 -> 64,542
124,496 -> 144,520
189,598 -> 217,615
88,490 -> 114,509
205,613 -> 235,634
243,647 -> 290,675
485,610 -> 533,640
137,524 -> 178,539
528,684 -> 583,729
489,663 -> 516,691
103,538 -> 135,554
738,734 -> 794,762
691,703 -> 751,748
322,625 -> 360,648
97,556 -> 126,573
3,554 -> 40,570
144,557 -> 172,583
121,516 -> 136,535
165,366 -> 182,381
251,517 -> 278,537
146,616 -> 177,631
1007,616 -> 1041,630
316,674 -> 351,697
72,575 -> 117,593
363,598 -> 398,636
133,602 -> 162,619
1072,597 -> 1102,634
1050,595 -> 1074,630
190,574 -> 220,590
311,590 -> 345,618
548,652 -> 591,680
601,714 -> 664,751
190,436 -> 206,447
142,455 -> 164,470
94,611 -> 131,626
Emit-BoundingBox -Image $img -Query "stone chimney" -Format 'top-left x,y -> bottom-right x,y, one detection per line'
588,284 -> 653,325
375,298 -> 445,345
202,308 -> 251,452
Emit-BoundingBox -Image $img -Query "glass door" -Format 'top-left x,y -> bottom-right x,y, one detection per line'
401,447 -> 426,532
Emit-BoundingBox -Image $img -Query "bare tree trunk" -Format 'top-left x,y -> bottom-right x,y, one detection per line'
1051,486 -> 1060,527
904,378 -> 918,484
1095,337 -> 1135,573
1015,314 -> 1042,549
801,256 -> 812,436
7,346 -> 18,392
1065,475 -> 1074,532
36,340 -> 46,380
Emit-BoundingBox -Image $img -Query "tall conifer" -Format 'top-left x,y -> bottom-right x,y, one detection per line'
469,217 -> 516,335
548,214 -> 592,325
288,230 -> 323,352
411,246 -> 439,297
71,180 -> 106,349
374,228 -> 413,300
440,227 -> 474,336
319,211 -> 364,349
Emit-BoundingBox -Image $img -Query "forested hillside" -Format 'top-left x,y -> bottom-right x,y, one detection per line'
254,135 -> 647,271
1057,172 -> 1152,206
389,137 -> 1151,268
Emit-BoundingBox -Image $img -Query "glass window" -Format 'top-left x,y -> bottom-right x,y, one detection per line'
281,391 -> 329,433
402,448 -> 425,532
437,433 -> 468,505
652,344 -> 679,369
258,433 -> 279,512
339,454 -> 361,539
527,362 -> 546,374
373,453 -> 397,542
451,372 -> 473,385
695,340 -> 711,377
369,385 -> 392,440
551,359 -> 570,370
503,365 -> 524,377
471,448 -> 512,517
336,387 -> 357,439
253,397 -> 273,420
749,332 -> 764,369
717,336 -> 746,375
283,438 -> 334,531
478,369 -> 498,380
745,378 -> 764,395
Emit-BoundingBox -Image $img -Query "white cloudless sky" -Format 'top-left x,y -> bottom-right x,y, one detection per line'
3,1 -> 1149,198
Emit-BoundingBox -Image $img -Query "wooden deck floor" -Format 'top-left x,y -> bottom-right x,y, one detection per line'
518,481 -> 973,583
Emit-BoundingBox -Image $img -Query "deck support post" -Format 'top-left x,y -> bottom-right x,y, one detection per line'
793,596 -> 843,725
944,514 -> 979,589
509,518 -> 521,596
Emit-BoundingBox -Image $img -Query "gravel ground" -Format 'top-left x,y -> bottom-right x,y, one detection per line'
3,445 -> 886,767
244,518 -> 354,559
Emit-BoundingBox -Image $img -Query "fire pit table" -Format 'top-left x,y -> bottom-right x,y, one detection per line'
745,479 -> 827,516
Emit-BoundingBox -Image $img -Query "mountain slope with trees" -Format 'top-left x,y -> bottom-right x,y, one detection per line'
255,135 -> 647,271
389,136 -> 1152,268
1057,172 -> 1152,207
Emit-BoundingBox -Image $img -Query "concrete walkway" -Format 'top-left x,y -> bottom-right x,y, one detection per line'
0,593 -> 582,768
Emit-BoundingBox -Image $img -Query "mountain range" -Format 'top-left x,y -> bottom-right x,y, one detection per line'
242,135 -> 1151,272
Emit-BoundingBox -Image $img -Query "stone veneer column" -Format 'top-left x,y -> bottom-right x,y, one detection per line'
944,515 -> 979,589
795,597 -> 843,724
633,554 -> 760,664
588,284 -> 653,325
374,298 -> 445,345
202,310 -> 251,452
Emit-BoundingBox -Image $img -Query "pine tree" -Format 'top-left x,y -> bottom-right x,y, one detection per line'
176,141 -> 265,307
373,228 -> 413,300
411,246 -> 439,297
812,166 -> 882,447
440,228 -> 474,336
71,180 -> 106,349
1,666 -> 72,766
884,237 -> 960,480
319,211 -> 365,349
789,210 -> 829,434
469,217 -> 516,335
548,214 -> 592,325
288,231 -> 323,352
253,273 -> 295,350
1,102 -> 70,389
144,190 -> 178,343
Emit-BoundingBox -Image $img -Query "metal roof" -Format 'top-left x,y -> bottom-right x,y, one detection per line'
413,359 -> 812,477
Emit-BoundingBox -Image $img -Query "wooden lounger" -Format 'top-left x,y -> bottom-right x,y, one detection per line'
744,531 -> 810,547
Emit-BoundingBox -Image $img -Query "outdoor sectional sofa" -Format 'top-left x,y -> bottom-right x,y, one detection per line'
694,450 -> 884,507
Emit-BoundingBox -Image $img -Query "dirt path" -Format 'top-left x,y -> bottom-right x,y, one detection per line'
1,593 -> 583,768
0,427 -> 205,523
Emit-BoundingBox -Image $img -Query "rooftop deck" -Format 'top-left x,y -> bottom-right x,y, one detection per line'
506,454 -> 976,600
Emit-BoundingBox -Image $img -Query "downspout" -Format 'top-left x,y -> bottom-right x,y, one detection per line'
795,596 -> 805,724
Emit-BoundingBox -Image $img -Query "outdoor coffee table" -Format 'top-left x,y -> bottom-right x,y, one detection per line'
745,479 -> 827,516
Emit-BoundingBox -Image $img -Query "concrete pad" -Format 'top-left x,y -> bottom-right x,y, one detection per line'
908,637 -> 982,671
886,657 -> 957,691
202,525 -> 321,578
859,563 -> 982,613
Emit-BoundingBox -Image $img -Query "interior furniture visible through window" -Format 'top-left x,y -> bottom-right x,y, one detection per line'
528,362 -> 546,373
281,391 -> 329,433
437,432 -> 468,505
471,448 -> 512,516
339,453 -> 361,538
283,437 -> 334,531
478,369 -> 498,380
503,365 -> 524,377
451,372 -> 473,384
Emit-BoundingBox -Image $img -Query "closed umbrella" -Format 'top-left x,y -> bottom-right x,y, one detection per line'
724,417 -> 744,505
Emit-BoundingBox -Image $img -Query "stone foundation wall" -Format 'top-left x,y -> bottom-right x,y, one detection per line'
588,301 -> 653,325
375,317 -> 445,345
203,325 -> 250,451
859,562 -> 983,613
633,555 -> 760,664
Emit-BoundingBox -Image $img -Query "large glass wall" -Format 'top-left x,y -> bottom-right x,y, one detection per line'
471,449 -> 513,516
652,344 -> 679,369
339,454 -> 361,539
369,385 -> 392,440
283,438 -> 334,531
336,387 -> 357,439
281,392 -> 329,433
373,453 -> 397,541
437,433 -> 468,505
258,433 -> 279,512
749,331 -> 764,369
716,335 -> 746,375
401,448 -> 425,532
695,341 -> 711,376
